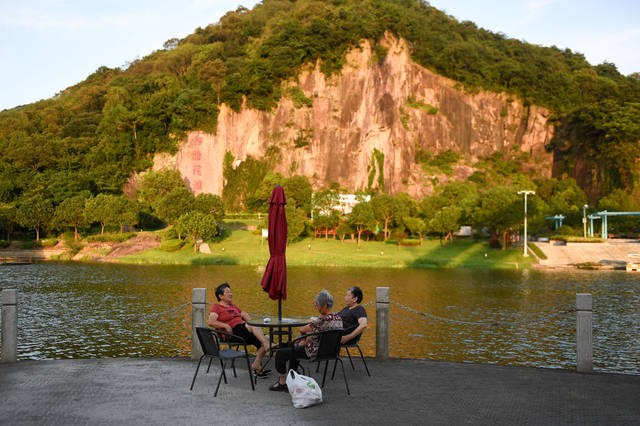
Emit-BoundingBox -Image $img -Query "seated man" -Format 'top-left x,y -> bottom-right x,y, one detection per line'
269,290 -> 343,392
207,282 -> 271,377
337,286 -> 367,344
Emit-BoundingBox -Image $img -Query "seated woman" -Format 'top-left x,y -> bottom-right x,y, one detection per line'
269,289 -> 343,392
207,282 -> 271,377
337,286 -> 367,344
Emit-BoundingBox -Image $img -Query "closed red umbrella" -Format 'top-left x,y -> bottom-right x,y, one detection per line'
260,185 -> 287,319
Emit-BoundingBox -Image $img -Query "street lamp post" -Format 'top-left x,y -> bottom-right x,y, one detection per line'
583,204 -> 588,238
518,190 -> 535,257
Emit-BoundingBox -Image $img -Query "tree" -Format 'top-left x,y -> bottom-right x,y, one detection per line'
85,194 -> 113,234
347,201 -> 376,248
403,216 -> 426,243
175,211 -> 219,253
110,196 -> 139,233
283,175 -> 313,215
336,221 -> 354,244
137,170 -> 187,205
53,196 -> 87,241
285,205 -> 307,243
598,188 -> 638,212
311,209 -> 340,240
471,186 -> 526,250
152,187 -> 195,224
194,193 -> 225,220
371,194 -> 397,240
429,206 -> 462,246
312,189 -> 339,216
17,194 -> 53,241
0,203 -> 17,240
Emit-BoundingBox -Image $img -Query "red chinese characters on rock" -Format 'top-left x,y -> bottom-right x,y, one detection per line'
190,134 -> 203,145
187,134 -> 205,193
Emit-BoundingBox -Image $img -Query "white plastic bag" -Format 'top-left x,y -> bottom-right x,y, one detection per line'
286,369 -> 323,408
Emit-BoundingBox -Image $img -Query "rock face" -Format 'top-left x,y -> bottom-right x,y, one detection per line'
150,34 -> 553,198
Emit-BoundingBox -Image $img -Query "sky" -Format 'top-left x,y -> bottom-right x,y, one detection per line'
1,0 -> 639,111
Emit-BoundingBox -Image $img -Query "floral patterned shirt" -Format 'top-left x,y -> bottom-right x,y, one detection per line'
305,313 -> 343,358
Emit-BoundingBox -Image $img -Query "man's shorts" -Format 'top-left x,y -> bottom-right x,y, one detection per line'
229,323 -> 262,349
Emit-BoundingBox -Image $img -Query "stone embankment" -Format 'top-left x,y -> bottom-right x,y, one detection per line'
533,239 -> 640,269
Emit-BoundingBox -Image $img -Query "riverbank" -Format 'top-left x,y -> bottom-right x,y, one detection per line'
4,228 -> 638,270
1,357 -> 638,425
117,230 -> 533,269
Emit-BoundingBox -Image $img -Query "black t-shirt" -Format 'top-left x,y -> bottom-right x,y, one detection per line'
337,305 -> 367,332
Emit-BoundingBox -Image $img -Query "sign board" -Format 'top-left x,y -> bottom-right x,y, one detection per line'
262,229 -> 268,238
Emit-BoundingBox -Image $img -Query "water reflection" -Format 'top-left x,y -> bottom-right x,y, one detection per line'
0,263 -> 638,374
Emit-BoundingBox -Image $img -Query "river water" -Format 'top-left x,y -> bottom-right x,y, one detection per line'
0,263 -> 638,374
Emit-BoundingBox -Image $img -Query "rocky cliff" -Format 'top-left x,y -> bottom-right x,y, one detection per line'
148,34 -> 554,198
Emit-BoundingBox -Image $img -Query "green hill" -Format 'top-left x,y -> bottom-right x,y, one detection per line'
0,0 -> 638,205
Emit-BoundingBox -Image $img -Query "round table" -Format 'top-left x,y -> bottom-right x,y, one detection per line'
247,317 -> 311,369
247,316 -> 310,346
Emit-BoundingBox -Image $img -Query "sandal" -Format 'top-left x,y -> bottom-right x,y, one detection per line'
253,368 -> 271,378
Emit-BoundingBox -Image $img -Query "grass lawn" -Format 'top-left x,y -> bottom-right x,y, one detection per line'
119,229 -> 535,269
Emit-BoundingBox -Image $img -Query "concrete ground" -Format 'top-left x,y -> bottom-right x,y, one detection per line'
1,358 -> 639,425
534,239 -> 640,268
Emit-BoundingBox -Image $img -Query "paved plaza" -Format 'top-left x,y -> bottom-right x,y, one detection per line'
534,239 -> 640,268
1,357 -> 639,425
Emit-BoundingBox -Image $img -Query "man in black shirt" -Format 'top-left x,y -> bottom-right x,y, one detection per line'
336,286 -> 367,344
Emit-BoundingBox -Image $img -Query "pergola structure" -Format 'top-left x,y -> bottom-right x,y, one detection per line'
544,215 -> 566,230
594,211 -> 640,239
587,214 -> 601,238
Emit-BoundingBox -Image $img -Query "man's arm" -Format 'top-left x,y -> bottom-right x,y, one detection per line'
341,317 -> 367,344
207,312 -> 232,333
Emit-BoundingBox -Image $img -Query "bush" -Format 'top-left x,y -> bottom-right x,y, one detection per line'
555,225 -> 577,236
0,240 -> 10,248
398,239 -> 421,246
161,227 -> 179,241
86,233 -> 137,243
40,238 -> 58,247
550,236 -> 605,243
160,239 -> 185,252
20,240 -> 39,249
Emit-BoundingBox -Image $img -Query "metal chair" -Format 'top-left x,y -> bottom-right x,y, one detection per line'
315,326 -> 371,377
294,328 -> 350,395
340,326 -> 371,377
190,327 -> 255,397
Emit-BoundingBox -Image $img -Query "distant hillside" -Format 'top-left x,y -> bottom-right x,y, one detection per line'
0,0 -> 638,205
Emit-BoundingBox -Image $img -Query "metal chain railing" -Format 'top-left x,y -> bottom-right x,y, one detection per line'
390,301 -> 575,327
119,302 -> 193,323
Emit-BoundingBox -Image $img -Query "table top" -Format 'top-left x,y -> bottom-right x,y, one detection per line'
247,317 -> 310,327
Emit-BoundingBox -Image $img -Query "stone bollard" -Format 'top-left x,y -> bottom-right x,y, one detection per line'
376,287 -> 390,360
576,293 -> 593,373
1,289 -> 18,363
192,288 -> 207,359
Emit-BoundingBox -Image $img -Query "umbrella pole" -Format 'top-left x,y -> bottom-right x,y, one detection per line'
278,299 -> 282,321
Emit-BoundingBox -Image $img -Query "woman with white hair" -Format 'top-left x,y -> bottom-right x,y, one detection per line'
269,290 -> 343,392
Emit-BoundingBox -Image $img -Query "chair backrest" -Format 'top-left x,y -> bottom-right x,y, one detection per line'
195,327 -> 220,357
314,329 -> 343,361
342,326 -> 363,345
